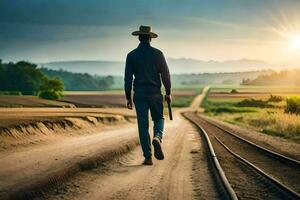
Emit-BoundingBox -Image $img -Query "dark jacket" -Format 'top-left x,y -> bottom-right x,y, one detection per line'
124,42 -> 171,100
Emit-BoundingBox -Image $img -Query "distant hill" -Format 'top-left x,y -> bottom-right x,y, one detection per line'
110,71 -> 274,88
171,70 -> 274,86
40,58 -> 275,76
167,58 -> 272,74
41,60 -> 123,76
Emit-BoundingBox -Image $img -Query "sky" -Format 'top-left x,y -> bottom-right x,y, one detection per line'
0,0 -> 300,66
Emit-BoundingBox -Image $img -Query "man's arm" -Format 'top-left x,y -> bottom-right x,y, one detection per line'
124,54 -> 133,109
159,52 -> 171,96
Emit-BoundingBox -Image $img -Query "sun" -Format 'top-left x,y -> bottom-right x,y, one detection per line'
291,35 -> 300,49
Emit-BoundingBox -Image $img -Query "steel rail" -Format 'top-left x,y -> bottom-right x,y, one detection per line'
215,136 -> 300,199
183,112 -> 238,200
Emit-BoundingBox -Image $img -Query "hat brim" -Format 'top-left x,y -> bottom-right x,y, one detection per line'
132,31 -> 158,38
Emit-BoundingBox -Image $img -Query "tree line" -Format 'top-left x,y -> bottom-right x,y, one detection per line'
41,68 -> 114,91
0,60 -> 64,99
242,70 -> 300,85
0,60 -> 115,100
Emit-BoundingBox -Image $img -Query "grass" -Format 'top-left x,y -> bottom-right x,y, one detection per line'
285,96 -> 300,115
171,96 -> 196,107
171,87 -> 203,107
0,91 -> 22,95
207,106 -> 257,113
203,99 -> 258,113
212,110 -> 300,142
203,86 -> 300,142
236,98 -> 273,108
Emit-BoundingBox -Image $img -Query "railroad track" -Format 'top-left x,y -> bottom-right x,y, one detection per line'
200,114 -> 300,167
183,112 -> 300,200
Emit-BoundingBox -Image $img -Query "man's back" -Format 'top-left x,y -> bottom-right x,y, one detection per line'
125,42 -> 171,99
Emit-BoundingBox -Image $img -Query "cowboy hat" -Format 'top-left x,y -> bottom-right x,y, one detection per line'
132,25 -> 158,38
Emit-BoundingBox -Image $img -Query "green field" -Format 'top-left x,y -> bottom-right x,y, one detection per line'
202,85 -> 300,142
171,87 -> 203,107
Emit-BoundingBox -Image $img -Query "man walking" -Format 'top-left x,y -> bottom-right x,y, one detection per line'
124,25 -> 171,165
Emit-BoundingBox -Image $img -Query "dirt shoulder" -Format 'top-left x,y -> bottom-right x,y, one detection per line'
0,121 -> 138,200
0,107 -> 135,127
0,107 -> 140,199
0,108 -> 136,151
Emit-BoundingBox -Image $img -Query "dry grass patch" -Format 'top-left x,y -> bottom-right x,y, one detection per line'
203,86 -> 300,142
210,110 -> 300,142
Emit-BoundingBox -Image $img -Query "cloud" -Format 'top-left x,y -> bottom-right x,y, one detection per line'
1,0 -> 300,64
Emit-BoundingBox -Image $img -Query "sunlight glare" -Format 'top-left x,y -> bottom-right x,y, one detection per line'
291,35 -> 300,49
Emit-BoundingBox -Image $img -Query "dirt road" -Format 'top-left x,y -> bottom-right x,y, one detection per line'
190,86 -> 210,111
35,86 -> 220,200
40,110 -> 219,200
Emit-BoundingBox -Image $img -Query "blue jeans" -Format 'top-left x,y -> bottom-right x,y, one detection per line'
134,94 -> 164,159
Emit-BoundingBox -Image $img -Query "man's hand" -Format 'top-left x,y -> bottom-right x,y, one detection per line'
165,95 -> 172,104
126,99 -> 133,110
